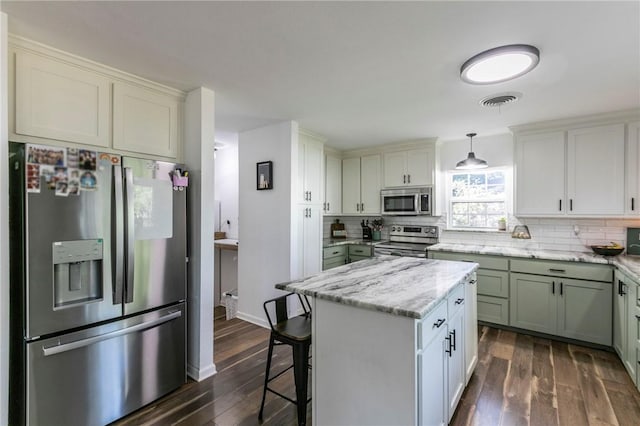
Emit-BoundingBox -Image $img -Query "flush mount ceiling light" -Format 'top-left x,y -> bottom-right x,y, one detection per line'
460,44 -> 540,85
456,133 -> 488,170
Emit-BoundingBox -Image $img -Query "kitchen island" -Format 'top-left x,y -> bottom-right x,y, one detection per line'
276,255 -> 478,425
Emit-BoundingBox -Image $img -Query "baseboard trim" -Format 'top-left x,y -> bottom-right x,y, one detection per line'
187,362 -> 217,382
236,311 -> 269,329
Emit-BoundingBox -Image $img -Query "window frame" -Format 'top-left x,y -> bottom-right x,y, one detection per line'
446,166 -> 512,231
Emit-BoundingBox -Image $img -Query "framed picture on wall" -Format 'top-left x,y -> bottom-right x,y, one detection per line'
257,161 -> 273,190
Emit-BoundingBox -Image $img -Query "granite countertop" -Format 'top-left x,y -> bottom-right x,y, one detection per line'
323,238 -> 387,248
427,242 -> 640,282
275,255 -> 478,319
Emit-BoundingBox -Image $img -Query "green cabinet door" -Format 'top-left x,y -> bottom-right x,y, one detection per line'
510,273 -> 557,335
613,270 -> 628,357
557,278 -> 612,345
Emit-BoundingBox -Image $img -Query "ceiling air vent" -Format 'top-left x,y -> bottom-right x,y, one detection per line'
479,92 -> 522,108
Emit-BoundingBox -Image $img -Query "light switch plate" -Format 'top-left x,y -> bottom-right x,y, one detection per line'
626,228 -> 640,255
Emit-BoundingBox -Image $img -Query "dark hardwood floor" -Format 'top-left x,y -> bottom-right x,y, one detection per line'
115,307 -> 640,426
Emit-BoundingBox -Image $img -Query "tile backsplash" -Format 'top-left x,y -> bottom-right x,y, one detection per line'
323,215 -> 640,253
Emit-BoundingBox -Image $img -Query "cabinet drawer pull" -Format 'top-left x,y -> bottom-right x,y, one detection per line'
636,315 -> 640,320
559,199 -> 562,211
552,281 -> 555,294
454,298 -> 464,305
633,197 -> 636,211
570,199 -> 573,211
445,335 -> 452,356
549,268 -> 566,273
403,174 -> 406,184
433,318 -> 445,329
332,251 -> 340,255
560,282 -> 563,296
469,279 -> 477,285
450,329 -> 456,351
408,174 -> 411,184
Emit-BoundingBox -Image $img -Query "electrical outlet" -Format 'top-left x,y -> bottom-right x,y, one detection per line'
573,225 -> 580,235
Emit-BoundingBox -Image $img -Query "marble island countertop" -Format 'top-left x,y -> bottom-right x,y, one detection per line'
276,255 -> 478,319
428,242 -> 640,282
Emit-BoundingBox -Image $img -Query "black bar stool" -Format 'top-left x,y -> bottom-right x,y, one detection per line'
258,292 -> 312,425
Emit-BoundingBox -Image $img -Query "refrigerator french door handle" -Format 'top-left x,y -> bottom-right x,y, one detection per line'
42,310 -> 182,357
112,165 -> 124,305
124,167 -> 135,304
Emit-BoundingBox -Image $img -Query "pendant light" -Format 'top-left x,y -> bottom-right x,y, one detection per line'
456,133 -> 488,170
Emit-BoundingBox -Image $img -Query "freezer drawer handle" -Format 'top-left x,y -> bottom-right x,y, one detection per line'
42,310 -> 182,357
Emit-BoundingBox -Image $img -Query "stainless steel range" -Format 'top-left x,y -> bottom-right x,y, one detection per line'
374,225 -> 439,258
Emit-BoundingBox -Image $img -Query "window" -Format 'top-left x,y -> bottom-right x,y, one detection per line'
448,168 -> 508,229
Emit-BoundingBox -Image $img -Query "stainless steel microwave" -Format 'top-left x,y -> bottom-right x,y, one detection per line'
381,187 -> 432,216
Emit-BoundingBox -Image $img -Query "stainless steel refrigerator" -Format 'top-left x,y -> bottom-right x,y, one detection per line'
9,142 -> 188,425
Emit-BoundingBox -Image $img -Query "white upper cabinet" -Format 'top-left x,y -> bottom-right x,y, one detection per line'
515,121 -> 628,217
297,131 -> 324,205
10,37 -> 185,159
342,157 -> 362,215
113,82 -> 180,158
324,154 -> 342,215
342,154 -> 381,215
360,154 -> 382,214
626,122 -> 640,215
383,147 -> 433,187
515,131 -> 566,215
567,124 -> 625,215
15,51 -> 110,147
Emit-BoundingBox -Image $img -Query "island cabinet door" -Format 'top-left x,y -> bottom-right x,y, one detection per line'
447,308 -> 466,421
418,325 -> 448,426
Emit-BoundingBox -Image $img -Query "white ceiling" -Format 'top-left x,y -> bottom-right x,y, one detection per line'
2,1 -> 639,149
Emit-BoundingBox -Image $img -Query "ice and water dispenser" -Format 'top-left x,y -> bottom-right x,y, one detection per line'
52,239 -> 103,308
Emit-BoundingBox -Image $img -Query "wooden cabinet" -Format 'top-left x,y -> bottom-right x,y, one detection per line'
112,81 -> 180,158
323,154 -> 342,215
625,122 -> 640,215
347,244 -> 373,263
11,38 -> 185,159
418,324 -> 447,426
429,251 -> 510,326
614,269 -> 638,382
515,124 -> 626,216
15,50 -> 111,147
567,124 -> 625,215
446,295 -> 465,421
510,273 -> 557,335
297,131 -> 324,205
322,245 -> 347,270
511,271 -> 612,345
464,278 -> 478,384
383,147 -> 433,188
515,131 -> 565,215
295,205 -> 322,278
342,154 -> 381,214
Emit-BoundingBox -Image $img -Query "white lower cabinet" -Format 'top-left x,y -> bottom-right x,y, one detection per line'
418,325 -> 447,426
446,306 -> 465,421
464,278 -> 478,384
313,277 -> 477,426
